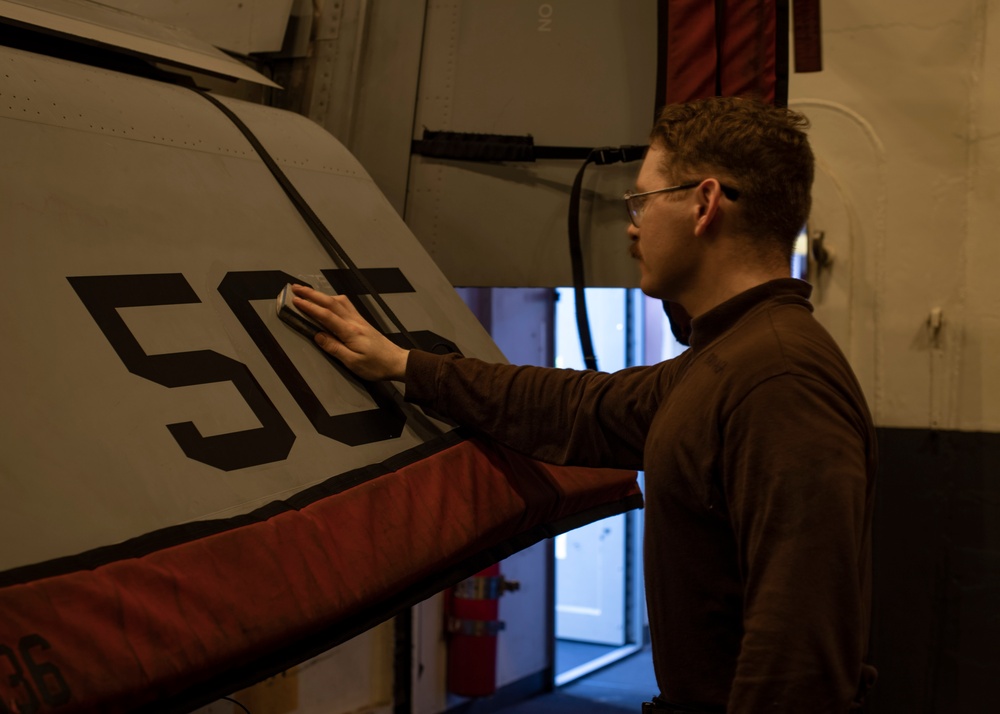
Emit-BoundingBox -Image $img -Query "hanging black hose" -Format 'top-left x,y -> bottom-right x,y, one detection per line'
409,130 -> 644,371
567,147 -> 646,371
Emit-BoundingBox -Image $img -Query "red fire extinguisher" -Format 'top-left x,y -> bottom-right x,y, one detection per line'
445,562 -> 520,697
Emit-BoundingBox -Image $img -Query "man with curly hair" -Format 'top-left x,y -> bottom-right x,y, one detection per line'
293,96 -> 878,713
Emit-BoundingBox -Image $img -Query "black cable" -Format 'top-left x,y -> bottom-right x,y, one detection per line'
411,129 -> 601,163
193,89 -> 422,351
567,146 -> 646,372
568,152 -> 601,371
223,696 -> 252,714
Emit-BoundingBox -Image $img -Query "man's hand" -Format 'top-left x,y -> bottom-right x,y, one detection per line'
290,284 -> 409,382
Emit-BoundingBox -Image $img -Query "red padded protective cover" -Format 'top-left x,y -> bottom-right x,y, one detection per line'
0,433 -> 639,712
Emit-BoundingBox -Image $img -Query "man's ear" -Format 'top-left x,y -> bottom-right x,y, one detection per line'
693,179 -> 724,237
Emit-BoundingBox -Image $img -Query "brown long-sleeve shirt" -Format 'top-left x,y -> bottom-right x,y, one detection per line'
405,279 -> 877,713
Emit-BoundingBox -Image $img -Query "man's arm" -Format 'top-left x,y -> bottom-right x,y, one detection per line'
292,284 -> 664,469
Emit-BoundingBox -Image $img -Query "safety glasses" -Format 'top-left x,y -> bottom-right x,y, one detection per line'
623,181 -> 740,227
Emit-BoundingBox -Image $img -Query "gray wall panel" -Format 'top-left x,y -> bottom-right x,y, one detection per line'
406,0 -> 658,287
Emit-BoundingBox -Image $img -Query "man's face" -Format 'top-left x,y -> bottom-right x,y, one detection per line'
627,144 -> 701,301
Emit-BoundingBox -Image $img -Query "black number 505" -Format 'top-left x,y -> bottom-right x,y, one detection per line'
67,270 -> 455,472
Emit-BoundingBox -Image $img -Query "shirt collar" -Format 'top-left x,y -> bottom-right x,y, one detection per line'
687,278 -> 813,350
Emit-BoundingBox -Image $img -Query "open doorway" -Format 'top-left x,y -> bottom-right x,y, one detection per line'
552,288 -> 686,685
453,286 -> 687,691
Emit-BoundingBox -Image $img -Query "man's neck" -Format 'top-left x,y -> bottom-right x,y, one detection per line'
680,262 -> 791,319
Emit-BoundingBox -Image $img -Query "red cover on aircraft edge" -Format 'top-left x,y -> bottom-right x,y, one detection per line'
0,431 -> 641,713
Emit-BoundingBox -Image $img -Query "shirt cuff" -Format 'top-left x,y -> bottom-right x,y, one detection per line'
403,349 -> 445,405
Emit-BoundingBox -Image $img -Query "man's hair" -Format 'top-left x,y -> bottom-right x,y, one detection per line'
649,96 -> 814,259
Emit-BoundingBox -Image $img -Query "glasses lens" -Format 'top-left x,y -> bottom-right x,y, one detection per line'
625,194 -> 642,227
